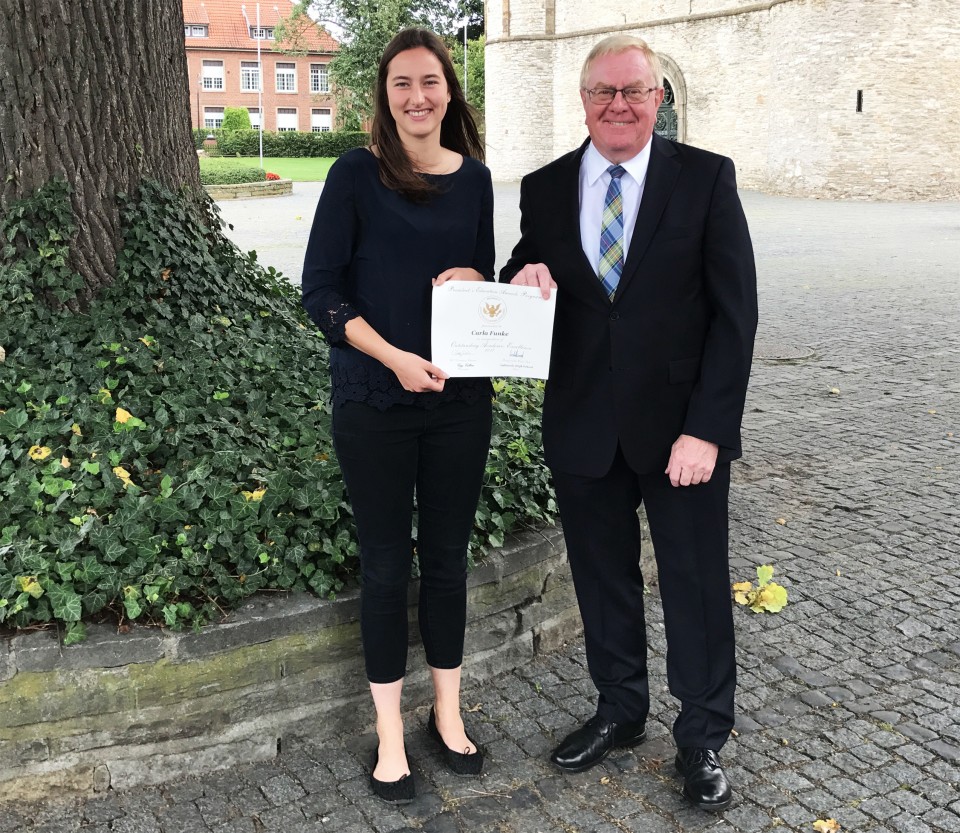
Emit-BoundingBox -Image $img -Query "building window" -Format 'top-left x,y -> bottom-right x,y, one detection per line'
240,61 -> 260,93
201,60 -> 224,91
277,108 -> 298,132
185,24 -> 208,38
310,64 -> 329,94
250,26 -> 274,40
204,107 -> 225,129
248,107 -> 261,129
311,108 -> 332,133
276,63 -> 297,93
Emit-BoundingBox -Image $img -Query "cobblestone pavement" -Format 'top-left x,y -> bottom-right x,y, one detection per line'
17,188 -> 960,832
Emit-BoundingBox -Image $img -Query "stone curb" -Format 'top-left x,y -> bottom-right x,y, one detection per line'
204,179 -> 293,200
0,527 -> 577,801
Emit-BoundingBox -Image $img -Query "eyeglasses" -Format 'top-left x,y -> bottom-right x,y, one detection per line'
583,86 -> 659,104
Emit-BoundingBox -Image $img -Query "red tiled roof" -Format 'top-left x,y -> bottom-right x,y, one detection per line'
183,0 -> 338,54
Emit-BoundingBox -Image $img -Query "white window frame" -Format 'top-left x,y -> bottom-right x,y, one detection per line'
311,108 -> 332,133
203,107 -> 224,129
185,24 -> 208,38
276,107 -> 298,132
240,61 -> 261,93
247,107 -> 261,129
250,26 -> 274,40
275,63 -> 297,93
310,63 -> 329,94
201,60 -> 224,91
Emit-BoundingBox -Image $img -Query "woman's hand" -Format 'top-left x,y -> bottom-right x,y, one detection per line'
386,350 -> 448,393
433,267 -> 486,286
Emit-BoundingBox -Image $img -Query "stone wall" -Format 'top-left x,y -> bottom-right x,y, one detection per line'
486,0 -> 960,199
205,179 -> 293,199
0,529 -> 581,801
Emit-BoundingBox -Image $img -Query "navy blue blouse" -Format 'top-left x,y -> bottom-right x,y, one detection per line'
302,148 -> 495,409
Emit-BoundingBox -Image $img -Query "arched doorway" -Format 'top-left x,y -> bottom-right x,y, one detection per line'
655,78 -> 678,141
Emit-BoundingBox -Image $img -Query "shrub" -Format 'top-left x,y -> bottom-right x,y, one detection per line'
199,166 -> 266,186
221,107 -> 252,131
193,127 -> 226,150
0,179 -> 555,643
265,172 -> 281,181
216,130 -> 368,158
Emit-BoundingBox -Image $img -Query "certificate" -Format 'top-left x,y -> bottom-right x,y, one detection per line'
431,282 -> 557,379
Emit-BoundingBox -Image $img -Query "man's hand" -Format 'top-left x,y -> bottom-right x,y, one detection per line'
665,434 -> 719,487
433,267 -> 485,286
509,263 -> 556,299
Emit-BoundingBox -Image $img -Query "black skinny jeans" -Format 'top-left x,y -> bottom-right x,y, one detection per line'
332,397 -> 493,683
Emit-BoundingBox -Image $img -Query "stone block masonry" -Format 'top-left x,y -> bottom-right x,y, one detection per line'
0,528 -> 578,801
486,0 -> 960,200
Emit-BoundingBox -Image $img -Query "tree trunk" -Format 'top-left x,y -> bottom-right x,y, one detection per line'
0,0 -> 200,301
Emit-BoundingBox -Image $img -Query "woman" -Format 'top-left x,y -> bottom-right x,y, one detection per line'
301,29 -> 493,803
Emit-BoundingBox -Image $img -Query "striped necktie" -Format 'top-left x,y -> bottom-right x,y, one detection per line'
599,165 -> 626,300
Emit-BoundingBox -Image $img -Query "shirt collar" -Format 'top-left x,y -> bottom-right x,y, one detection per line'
583,137 -> 654,186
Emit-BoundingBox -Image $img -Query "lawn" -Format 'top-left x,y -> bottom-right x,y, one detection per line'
199,156 -> 336,182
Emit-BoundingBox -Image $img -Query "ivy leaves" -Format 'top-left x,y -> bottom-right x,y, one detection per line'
0,178 -> 557,640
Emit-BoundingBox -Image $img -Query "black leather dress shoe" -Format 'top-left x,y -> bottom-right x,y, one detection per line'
675,747 -> 732,811
550,714 -> 647,773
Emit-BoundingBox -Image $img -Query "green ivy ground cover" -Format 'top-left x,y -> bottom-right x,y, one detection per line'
0,180 -> 555,644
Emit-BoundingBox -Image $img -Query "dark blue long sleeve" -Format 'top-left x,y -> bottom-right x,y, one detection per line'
302,148 -> 495,410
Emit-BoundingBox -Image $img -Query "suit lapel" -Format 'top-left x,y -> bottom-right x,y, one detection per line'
615,134 -> 681,301
562,139 -> 617,304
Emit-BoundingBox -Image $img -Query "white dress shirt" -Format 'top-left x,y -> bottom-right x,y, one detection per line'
579,139 -> 653,277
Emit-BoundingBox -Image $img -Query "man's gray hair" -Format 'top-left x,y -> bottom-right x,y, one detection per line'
580,35 -> 664,90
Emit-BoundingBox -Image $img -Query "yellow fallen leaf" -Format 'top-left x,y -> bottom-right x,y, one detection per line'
115,407 -> 133,424
813,820 -> 841,833
113,466 -> 135,488
71,423 -> 82,436
829,387 -> 840,395
599,775 -> 611,784
928,409 -> 937,414
752,582 -> 789,613
732,581 -> 753,606
836,569 -> 841,576
161,268 -> 171,281
775,517 -> 787,525
465,703 -> 483,713
98,388 -> 113,403
241,487 -> 267,502
28,445 -> 52,461
61,456 -> 71,468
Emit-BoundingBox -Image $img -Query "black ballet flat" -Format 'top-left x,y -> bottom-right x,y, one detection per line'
427,706 -> 484,777
369,749 -> 416,804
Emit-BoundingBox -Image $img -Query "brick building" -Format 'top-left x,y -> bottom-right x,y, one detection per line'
184,0 -> 339,134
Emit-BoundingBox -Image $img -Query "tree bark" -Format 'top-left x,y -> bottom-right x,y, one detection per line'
0,0 -> 200,300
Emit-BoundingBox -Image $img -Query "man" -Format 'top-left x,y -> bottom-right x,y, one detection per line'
500,36 -> 758,811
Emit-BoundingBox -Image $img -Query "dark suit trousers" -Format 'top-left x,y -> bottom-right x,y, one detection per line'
552,447 -> 736,750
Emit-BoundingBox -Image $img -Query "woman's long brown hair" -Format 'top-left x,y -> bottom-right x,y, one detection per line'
370,28 -> 484,202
